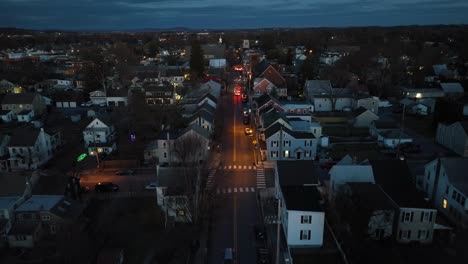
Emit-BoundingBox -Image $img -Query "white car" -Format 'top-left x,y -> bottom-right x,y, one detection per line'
145,183 -> 157,190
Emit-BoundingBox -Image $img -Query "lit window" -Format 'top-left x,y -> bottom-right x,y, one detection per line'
443,199 -> 448,209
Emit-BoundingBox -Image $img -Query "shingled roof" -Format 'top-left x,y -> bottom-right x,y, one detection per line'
2,93 -> 38,105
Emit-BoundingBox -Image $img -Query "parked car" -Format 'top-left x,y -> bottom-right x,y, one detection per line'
254,224 -> 266,240
80,186 -> 90,193
242,93 -> 248,102
399,142 -> 422,153
94,182 -> 119,192
115,170 -> 134,175
243,117 -> 250,125
145,183 -> 157,190
224,248 -> 234,264
256,248 -> 270,264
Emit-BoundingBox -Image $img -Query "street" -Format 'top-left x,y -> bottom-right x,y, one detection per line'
207,73 -> 262,264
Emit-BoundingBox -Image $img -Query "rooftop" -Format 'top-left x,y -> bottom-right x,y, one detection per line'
1,93 -> 38,105
15,195 -> 63,212
347,182 -> 397,210
370,159 -> 432,209
277,160 -> 319,187
282,186 -> 323,212
440,157 -> 468,195
8,128 -> 40,147
0,196 -> 20,209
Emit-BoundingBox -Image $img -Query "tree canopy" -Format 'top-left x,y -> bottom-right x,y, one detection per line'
189,38 -> 204,80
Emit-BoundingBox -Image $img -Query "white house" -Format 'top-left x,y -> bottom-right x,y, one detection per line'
280,186 -> 325,247
89,90 -> 107,106
353,107 -> 380,128
370,160 -> 437,244
82,116 -> 116,155
311,95 -> 354,112
7,128 -> 53,170
319,51 -> 342,65
436,121 -> 468,157
264,123 -> 317,161
274,161 -> 324,247
354,97 -> 379,113
281,102 -> 314,114
377,130 -> 413,148
423,157 -> 468,228
17,110 -> 34,123
144,125 -> 210,165
0,110 -> 14,123
329,161 -> 375,202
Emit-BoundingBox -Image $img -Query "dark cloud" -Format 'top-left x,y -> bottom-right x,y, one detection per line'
0,0 -> 467,30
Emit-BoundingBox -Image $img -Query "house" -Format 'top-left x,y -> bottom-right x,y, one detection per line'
280,186 -> 325,247
8,128 -> 53,170
0,134 -> 11,171
144,125 -> 210,165
304,80 -> 333,98
52,91 -> 84,108
259,110 -> 290,133
281,102 -> 313,114
0,79 -> 15,94
144,84 -> 175,105
253,78 -> 277,98
313,93 -> 354,112
423,157 -> 468,228
0,196 -> 21,245
340,183 -> 397,240
14,195 -> 82,237
329,160 -> 375,202
409,102 -> 431,116
106,88 -> 128,107
440,83 -> 464,97
377,130 -> 413,148
199,80 -> 221,99
7,222 -> 43,248
89,90 -> 107,105
370,160 -> 437,243
155,167 -> 193,223
17,109 -> 35,123
354,96 -> 379,113
369,120 -> 399,138
264,123 -> 317,161
0,109 -> 14,122
436,121 -> 468,157
402,88 -> 445,99
274,161 -> 324,247
319,51 -> 342,65
255,94 -> 284,118
259,65 -> 286,88
198,93 -> 217,109
188,109 -> 214,133
353,107 -> 380,128
433,64 -> 449,77
1,93 -> 45,116
83,116 -> 117,155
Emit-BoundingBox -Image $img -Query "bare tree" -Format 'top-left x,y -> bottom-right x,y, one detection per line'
173,132 -> 206,224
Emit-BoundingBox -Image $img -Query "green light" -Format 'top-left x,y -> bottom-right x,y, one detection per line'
76,153 -> 87,162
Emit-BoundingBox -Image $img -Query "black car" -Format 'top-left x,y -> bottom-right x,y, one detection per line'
94,182 -> 119,192
243,117 -> 250,125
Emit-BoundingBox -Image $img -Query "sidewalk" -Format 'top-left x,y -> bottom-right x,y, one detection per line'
193,150 -> 222,264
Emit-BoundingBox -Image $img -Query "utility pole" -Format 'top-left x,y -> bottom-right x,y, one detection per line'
396,104 -> 406,159
275,198 -> 281,264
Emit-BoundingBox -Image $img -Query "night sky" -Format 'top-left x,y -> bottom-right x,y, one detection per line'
1,0 -> 468,30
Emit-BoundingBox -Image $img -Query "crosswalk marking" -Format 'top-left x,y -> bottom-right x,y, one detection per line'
217,164 -> 257,170
215,187 -> 256,194
257,167 -> 267,189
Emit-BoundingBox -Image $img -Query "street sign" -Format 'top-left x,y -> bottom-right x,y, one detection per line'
76,153 -> 87,162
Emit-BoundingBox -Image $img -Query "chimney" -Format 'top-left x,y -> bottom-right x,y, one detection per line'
166,131 -> 170,141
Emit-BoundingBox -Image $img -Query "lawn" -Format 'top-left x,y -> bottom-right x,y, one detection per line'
327,143 -> 389,161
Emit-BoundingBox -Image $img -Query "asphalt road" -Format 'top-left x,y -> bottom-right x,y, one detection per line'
208,73 -> 261,264
79,168 -> 157,192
